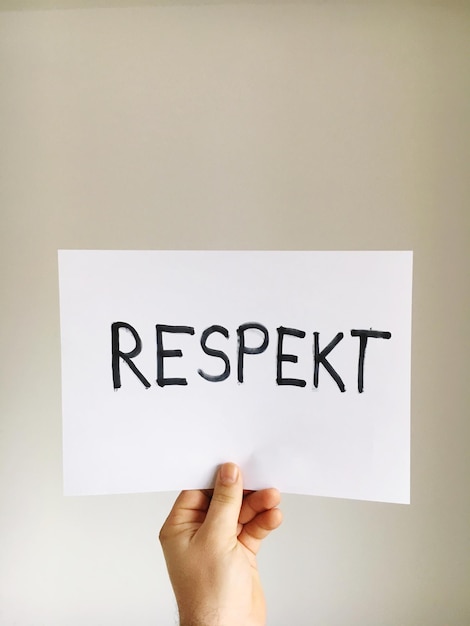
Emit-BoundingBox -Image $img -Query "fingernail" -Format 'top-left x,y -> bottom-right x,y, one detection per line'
220,462 -> 239,485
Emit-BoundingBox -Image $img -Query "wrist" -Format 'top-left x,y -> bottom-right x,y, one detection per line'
179,610 -> 246,626
179,606 -> 220,626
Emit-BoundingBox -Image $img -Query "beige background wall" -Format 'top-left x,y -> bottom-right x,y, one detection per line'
1,2 -> 469,624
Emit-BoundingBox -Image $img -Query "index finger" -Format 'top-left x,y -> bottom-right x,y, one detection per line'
163,489 -> 210,526
239,488 -> 281,525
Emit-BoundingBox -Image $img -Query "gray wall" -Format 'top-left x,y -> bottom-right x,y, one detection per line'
1,3 -> 469,624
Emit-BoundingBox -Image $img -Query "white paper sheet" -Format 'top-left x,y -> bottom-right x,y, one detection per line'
58,250 -> 412,503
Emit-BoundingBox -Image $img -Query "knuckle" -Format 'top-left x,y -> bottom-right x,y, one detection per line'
211,491 -> 236,506
158,524 -> 169,544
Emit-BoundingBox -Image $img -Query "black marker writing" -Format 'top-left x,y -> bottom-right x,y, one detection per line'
111,322 -> 393,393
276,326 -> 307,387
237,323 -> 269,383
111,322 -> 151,389
313,332 -> 345,392
156,324 -> 195,387
351,329 -> 392,393
198,325 -> 230,382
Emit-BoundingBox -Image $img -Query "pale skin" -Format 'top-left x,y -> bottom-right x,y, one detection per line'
159,463 -> 282,626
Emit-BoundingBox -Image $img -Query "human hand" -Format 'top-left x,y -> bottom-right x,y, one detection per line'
159,463 -> 282,626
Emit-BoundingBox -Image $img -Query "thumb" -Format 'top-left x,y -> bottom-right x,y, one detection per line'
202,463 -> 243,539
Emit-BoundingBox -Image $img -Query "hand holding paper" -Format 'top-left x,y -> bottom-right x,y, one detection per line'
159,463 -> 282,626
